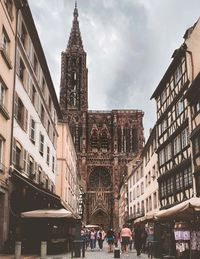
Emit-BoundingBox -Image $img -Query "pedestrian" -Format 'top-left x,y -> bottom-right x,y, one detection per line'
89,228 -> 96,251
120,224 -> 132,254
106,228 -> 114,252
141,227 -> 148,252
114,230 -> 120,247
134,225 -> 143,256
97,227 -> 105,250
129,229 -> 134,251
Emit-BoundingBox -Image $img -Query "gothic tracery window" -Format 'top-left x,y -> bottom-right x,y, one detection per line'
89,167 -> 112,191
91,130 -> 98,149
101,131 -> 109,150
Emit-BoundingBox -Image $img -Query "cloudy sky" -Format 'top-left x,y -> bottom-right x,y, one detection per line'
28,0 -> 200,140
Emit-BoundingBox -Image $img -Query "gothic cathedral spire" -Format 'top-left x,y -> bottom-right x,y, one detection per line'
67,1 -> 83,51
59,2 -> 88,117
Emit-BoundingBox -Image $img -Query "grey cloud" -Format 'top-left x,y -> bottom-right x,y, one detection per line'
29,0 -> 200,139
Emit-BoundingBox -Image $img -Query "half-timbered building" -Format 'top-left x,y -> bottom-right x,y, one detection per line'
151,19 -> 200,209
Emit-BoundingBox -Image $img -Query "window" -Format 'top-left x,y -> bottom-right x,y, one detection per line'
31,84 -> 36,105
14,94 -> 28,131
193,136 -> 200,155
176,173 -> 183,190
0,82 -> 6,107
47,120 -> 50,135
20,22 -> 27,46
0,136 -> 4,170
181,128 -> 188,149
0,27 -> 12,68
160,88 -> 167,105
28,155 -> 34,176
174,65 -> 182,85
100,131 -> 109,150
1,28 -> 10,55
129,191 -> 132,202
176,99 -> 184,116
15,142 -> 22,169
183,167 -> 192,187
46,146 -> 50,165
40,104 -> 45,125
33,53 -> 38,75
48,95 -> 51,112
39,133 -> 44,156
91,130 -> 98,149
30,118 -> 36,143
196,101 -> 200,113
174,135 -> 181,155
19,58 -> 25,81
52,156 -> 55,172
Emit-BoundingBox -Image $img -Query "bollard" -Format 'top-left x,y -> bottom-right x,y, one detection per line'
40,241 -> 47,259
15,241 -> 21,259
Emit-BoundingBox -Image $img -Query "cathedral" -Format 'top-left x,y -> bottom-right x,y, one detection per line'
59,3 -> 144,229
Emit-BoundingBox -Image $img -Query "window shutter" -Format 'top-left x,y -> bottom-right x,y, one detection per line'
23,69 -> 28,91
17,11 -> 22,36
16,49 -> 20,76
20,146 -> 24,169
12,138 -> 16,164
23,150 -> 27,174
24,108 -> 28,132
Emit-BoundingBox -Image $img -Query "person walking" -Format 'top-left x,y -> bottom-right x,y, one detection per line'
106,228 -> 114,252
120,224 -> 132,254
89,228 -> 96,251
97,228 -> 105,250
134,225 -> 143,256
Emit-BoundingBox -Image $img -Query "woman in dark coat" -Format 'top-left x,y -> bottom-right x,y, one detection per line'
134,226 -> 143,256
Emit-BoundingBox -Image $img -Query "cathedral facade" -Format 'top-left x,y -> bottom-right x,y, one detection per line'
59,4 -> 144,229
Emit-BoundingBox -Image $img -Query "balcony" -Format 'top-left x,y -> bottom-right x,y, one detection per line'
128,209 -> 145,221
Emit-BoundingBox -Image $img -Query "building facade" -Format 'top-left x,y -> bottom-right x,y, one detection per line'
59,4 -> 144,229
0,0 -> 16,251
8,0 -> 63,252
141,126 -> 158,217
56,121 -> 79,216
151,19 -> 200,210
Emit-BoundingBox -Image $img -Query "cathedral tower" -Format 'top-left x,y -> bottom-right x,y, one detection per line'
59,3 -> 144,229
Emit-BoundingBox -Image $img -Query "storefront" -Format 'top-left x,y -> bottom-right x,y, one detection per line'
8,170 -> 81,254
156,197 -> 200,259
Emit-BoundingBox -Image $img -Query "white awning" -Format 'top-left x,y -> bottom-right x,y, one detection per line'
21,208 -> 74,218
156,197 -> 200,220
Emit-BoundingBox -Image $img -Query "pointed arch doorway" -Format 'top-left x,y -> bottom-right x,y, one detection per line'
87,166 -> 113,229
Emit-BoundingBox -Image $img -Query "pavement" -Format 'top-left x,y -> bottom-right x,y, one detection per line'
0,247 -> 151,259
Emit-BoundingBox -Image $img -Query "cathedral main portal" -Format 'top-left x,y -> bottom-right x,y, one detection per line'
87,167 -> 112,227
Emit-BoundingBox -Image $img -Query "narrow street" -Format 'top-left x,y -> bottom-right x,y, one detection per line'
0,247 -> 150,259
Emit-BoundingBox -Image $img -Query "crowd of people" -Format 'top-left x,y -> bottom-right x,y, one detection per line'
80,224 -> 148,256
